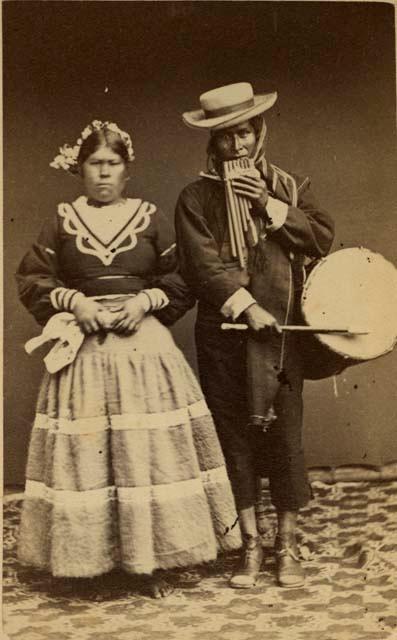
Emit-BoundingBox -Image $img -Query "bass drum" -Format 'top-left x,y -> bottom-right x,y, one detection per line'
298,247 -> 397,380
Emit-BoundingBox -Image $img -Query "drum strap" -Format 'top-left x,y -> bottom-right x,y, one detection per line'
269,163 -> 298,208
244,162 -> 300,428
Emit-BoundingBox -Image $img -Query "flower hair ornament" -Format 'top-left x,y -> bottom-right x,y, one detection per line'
50,120 -> 135,173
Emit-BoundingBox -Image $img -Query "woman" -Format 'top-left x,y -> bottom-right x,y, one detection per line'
16,120 -> 241,598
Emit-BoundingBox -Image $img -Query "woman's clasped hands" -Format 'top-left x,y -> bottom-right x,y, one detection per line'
72,293 -> 150,335
110,294 -> 150,335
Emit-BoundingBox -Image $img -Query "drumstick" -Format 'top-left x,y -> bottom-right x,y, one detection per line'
221,323 -> 370,335
282,325 -> 370,334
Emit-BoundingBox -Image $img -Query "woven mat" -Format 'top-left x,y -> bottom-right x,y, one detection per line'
3,481 -> 397,640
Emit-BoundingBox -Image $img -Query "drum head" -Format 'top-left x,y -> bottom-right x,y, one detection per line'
301,248 -> 397,361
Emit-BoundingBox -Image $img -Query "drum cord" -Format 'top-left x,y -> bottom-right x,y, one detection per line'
279,263 -> 294,371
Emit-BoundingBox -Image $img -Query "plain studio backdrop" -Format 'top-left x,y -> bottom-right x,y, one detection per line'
3,1 -> 397,485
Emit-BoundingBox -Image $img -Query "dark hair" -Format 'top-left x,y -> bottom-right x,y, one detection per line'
77,128 -> 130,167
207,114 -> 264,158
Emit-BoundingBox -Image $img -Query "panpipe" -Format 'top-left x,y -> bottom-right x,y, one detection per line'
223,158 -> 258,268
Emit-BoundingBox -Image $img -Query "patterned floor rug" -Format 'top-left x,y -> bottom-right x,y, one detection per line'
3,481 -> 397,640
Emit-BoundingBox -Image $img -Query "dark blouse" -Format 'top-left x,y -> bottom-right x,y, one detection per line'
16,196 -> 194,326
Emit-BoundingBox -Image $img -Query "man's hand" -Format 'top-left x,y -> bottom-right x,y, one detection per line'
244,303 -> 281,333
232,172 -> 269,215
72,297 -> 106,335
110,294 -> 149,335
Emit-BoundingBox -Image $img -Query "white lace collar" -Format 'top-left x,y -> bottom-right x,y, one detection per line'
58,196 -> 156,266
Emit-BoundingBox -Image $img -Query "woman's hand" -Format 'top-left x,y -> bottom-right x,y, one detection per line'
244,303 -> 281,333
110,294 -> 150,335
232,173 -> 269,215
72,297 -> 106,335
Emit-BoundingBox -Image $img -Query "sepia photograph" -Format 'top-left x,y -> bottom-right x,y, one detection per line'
3,1 -> 397,639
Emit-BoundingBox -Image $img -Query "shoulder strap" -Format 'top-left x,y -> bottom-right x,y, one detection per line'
269,163 -> 298,207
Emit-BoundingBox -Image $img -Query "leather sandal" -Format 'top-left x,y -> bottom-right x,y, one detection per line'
229,535 -> 263,589
275,538 -> 305,588
170,568 -> 202,587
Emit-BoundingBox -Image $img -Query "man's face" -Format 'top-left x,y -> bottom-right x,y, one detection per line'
211,120 -> 257,162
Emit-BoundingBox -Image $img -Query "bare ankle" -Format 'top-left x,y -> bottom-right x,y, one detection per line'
277,510 -> 298,536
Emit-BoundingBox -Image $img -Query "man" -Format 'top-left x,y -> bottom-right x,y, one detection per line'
175,83 -> 335,589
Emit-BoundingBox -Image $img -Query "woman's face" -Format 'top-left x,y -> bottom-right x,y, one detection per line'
81,146 -> 129,204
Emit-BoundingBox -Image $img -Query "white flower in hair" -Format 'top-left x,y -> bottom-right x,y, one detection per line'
50,120 -> 135,173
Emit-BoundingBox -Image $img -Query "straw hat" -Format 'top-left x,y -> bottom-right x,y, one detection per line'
182,82 -> 277,131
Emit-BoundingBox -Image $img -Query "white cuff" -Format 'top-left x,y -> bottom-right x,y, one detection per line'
140,288 -> 169,311
221,288 -> 256,320
266,197 -> 288,232
50,287 -> 85,312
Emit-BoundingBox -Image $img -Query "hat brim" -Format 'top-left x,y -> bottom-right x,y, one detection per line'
182,92 -> 277,131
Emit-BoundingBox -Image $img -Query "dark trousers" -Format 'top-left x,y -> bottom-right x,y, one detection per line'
195,321 -> 311,512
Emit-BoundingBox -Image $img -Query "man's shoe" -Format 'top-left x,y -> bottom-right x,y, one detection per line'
229,535 -> 263,589
275,537 -> 305,588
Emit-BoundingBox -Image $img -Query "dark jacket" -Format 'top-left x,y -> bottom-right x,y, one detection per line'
176,162 -> 336,418
175,161 -> 335,326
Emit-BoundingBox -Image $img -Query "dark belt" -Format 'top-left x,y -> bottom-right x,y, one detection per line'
67,275 -> 148,297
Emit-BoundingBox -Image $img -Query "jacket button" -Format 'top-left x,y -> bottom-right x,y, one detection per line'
289,251 -> 295,261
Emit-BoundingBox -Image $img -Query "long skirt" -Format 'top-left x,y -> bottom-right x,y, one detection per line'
18,315 -> 241,578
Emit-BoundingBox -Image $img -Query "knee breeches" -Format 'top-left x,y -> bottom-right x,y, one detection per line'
195,323 -> 311,511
